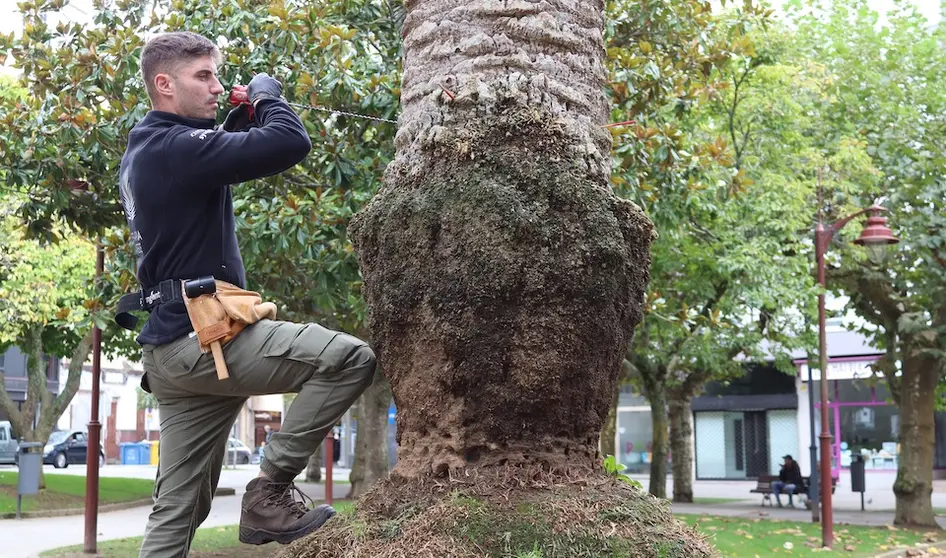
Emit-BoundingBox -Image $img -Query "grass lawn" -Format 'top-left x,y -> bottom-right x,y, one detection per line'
0,472 -> 154,515
41,500 -> 355,557
680,514 -> 941,557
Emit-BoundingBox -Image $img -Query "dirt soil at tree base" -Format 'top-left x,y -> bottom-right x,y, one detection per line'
274,465 -> 715,558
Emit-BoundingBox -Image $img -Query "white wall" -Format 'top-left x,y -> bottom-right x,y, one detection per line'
695,412 -> 726,478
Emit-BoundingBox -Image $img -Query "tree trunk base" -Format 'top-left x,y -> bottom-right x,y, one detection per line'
276,465 -> 715,558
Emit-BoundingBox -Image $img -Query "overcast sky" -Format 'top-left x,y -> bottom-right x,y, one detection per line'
0,0 -> 942,40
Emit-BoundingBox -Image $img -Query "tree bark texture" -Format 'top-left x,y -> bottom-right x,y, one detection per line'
347,370 -> 392,499
668,396 -> 693,503
350,0 -> 654,478
647,389 -> 668,499
893,342 -> 939,528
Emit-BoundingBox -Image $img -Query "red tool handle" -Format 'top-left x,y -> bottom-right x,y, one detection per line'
229,85 -> 255,121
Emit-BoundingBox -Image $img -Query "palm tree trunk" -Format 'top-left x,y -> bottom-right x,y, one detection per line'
350,0 -> 652,479
284,2 -> 711,554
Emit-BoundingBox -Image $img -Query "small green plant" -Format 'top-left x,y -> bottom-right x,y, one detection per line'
603,455 -> 643,489
516,542 -> 543,558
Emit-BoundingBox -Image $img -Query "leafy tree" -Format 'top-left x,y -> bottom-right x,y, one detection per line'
603,1 -> 816,500
0,202 -> 96,485
786,0 -> 946,527
0,0 -> 400,495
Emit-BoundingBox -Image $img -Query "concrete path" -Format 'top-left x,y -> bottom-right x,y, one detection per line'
628,472 -> 946,513
672,502 -> 946,528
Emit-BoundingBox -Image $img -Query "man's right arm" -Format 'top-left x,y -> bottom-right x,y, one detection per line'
164,99 -> 312,187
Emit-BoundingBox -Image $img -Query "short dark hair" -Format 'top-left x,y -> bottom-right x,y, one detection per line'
140,31 -> 221,101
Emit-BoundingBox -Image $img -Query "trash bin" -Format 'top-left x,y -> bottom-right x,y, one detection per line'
16,442 -> 43,519
149,441 -> 159,466
851,454 -> 866,510
121,442 -> 142,465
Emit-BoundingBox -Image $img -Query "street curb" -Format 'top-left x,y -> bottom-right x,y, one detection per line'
0,487 -> 236,520
871,541 -> 943,558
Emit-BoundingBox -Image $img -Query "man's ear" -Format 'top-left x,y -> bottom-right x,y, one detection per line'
154,72 -> 174,98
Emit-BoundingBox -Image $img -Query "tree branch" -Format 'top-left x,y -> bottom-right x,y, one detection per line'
21,325 -> 43,431
0,370 -> 26,439
48,329 -> 94,424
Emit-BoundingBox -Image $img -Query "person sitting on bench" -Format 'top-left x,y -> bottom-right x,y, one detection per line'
772,454 -> 804,508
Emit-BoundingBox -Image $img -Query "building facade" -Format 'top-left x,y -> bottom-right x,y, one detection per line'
614,324 -> 946,480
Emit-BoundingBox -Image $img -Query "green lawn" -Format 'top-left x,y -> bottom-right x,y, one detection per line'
41,500 -> 355,557
680,514 -> 941,557
41,505 -> 938,557
0,472 -> 154,515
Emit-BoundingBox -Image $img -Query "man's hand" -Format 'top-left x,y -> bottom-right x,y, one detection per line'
222,105 -> 256,132
247,73 -> 283,107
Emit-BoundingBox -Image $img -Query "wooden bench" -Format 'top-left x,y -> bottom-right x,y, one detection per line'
751,475 -> 838,508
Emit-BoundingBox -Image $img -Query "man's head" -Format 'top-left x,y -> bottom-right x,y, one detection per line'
264,425 -> 271,432
140,31 -> 224,119
783,455 -> 794,466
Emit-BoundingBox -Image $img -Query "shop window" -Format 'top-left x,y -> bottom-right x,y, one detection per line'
617,409 -> 653,474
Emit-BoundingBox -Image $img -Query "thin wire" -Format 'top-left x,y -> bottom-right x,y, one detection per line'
286,101 -> 399,125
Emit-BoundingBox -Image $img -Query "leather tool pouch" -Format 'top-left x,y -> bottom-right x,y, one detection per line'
181,277 -> 278,379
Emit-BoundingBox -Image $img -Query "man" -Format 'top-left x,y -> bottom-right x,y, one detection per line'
118,32 -> 376,557
772,454 -> 804,508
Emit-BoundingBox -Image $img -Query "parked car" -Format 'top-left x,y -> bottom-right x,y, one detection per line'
16,430 -> 104,469
226,438 -> 253,465
0,421 -> 18,465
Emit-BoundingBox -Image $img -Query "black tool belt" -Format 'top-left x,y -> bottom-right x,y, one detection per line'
114,279 -> 185,331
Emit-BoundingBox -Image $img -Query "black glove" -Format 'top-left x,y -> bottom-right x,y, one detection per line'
247,72 -> 283,106
221,104 -> 257,132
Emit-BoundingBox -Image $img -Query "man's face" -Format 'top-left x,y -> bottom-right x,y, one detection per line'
159,55 -> 224,120
783,458 -> 792,467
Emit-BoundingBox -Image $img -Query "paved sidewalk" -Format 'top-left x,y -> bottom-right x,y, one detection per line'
672,501 -> 946,528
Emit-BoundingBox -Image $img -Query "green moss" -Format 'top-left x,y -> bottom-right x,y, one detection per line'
444,495 -> 683,558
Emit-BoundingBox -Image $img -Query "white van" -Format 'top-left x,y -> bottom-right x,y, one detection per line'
0,421 -> 18,464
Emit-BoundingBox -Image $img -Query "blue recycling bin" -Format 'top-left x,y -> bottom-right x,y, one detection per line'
121,442 -> 142,465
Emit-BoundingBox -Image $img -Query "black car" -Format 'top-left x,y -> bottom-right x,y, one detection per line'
15,430 -> 105,468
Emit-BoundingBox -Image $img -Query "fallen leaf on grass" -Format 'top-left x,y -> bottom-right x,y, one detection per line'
844,545 -> 856,552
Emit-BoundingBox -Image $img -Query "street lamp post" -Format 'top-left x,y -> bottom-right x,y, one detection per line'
84,243 -> 105,554
813,188 -> 898,548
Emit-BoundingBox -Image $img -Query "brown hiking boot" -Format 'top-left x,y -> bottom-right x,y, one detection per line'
239,477 -> 335,545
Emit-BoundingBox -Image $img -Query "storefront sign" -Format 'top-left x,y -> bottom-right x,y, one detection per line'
797,358 -> 880,381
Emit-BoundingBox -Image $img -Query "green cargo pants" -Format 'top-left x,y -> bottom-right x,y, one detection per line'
137,319 -> 375,557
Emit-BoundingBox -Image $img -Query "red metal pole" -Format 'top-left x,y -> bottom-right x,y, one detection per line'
815,224 -> 834,549
324,431 -> 333,505
84,244 -> 104,554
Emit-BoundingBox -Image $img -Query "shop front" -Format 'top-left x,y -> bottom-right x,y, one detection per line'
798,356 -> 900,478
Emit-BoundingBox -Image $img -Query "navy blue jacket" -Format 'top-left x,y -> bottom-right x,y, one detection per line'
118,99 -> 311,346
